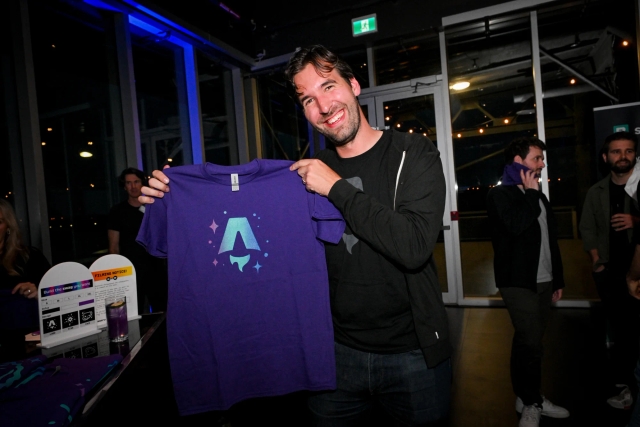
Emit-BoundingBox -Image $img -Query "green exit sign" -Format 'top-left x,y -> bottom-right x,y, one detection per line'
352,14 -> 377,37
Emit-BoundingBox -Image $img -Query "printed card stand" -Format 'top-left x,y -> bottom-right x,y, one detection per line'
37,262 -> 101,348
40,313 -> 141,360
89,254 -> 141,330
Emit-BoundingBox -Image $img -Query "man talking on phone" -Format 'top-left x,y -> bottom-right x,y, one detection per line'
486,137 -> 568,427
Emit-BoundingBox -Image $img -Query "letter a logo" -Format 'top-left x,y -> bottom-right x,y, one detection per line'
218,217 -> 261,254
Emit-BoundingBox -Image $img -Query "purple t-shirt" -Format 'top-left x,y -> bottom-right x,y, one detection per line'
136,159 -> 345,415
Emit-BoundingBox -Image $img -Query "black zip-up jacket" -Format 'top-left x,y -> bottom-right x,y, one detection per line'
317,130 -> 451,368
486,185 -> 565,291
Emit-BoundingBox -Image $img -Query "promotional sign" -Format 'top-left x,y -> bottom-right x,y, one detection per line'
89,254 -> 141,329
38,262 -> 101,348
594,101 -> 640,177
41,319 -> 141,359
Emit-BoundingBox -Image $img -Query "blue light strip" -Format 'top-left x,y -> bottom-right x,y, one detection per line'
183,45 -> 204,165
127,15 -> 203,164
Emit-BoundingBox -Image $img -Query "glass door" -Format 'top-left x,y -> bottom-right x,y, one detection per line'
359,78 -> 460,304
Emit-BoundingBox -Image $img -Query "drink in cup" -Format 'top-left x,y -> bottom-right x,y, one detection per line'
105,296 -> 128,342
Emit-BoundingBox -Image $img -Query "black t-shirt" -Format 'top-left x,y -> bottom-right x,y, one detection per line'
107,200 -> 149,263
318,131 -> 420,353
609,181 -> 636,273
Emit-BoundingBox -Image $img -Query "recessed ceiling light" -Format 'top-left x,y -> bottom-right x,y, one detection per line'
450,81 -> 470,91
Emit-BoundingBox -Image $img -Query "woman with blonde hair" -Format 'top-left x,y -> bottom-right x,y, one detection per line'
0,199 -> 50,330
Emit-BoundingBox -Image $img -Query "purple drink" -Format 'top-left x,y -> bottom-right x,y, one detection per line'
106,298 -> 128,342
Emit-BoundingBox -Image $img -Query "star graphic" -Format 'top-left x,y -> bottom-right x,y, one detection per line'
209,219 -> 219,233
253,261 -> 262,273
213,259 -> 218,266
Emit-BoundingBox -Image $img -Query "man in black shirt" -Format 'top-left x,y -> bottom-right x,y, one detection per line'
580,131 -> 640,409
139,45 -> 452,426
107,168 -> 168,314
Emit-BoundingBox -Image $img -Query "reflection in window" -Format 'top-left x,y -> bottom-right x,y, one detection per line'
374,34 -> 441,86
536,0 -> 632,300
131,24 -> 191,171
197,52 -> 234,165
30,0 -> 124,265
256,68 -> 310,160
1,6 -> 16,207
446,12 -> 536,298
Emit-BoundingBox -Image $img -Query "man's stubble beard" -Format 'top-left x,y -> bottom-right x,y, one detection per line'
315,98 -> 361,148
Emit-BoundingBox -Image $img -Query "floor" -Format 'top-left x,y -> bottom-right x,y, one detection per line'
110,305 -> 636,427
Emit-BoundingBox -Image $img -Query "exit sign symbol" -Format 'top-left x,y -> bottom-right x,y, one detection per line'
352,14 -> 377,37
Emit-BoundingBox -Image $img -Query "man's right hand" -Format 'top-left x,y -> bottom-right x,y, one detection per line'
139,166 -> 171,205
520,169 -> 539,191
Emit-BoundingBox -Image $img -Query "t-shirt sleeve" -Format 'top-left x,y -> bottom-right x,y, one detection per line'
309,192 -> 345,244
136,198 -> 168,258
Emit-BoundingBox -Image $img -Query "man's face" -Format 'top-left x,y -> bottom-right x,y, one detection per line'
515,146 -> 545,176
604,139 -> 636,174
293,63 -> 361,147
124,174 -> 142,199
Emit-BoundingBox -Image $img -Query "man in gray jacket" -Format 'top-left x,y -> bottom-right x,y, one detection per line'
579,131 -> 640,409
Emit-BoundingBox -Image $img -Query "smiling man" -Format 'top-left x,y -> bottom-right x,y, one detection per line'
139,45 -> 452,426
284,45 -> 452,427
486,137 -> 568,427
580,131 -> 640,411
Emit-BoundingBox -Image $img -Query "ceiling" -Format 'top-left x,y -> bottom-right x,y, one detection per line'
140,0 -> 523,60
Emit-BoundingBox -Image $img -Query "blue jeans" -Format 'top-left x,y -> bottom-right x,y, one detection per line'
307,342 -> 451,426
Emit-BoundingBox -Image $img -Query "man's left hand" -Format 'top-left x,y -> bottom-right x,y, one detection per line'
290,159 -> 341,197
551,288 -> 563,303
611,213 -> 638,231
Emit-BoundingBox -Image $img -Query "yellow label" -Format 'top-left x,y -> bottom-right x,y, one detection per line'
92,266 -> 133,281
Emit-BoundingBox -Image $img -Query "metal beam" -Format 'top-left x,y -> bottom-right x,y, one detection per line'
539,46 -> 618,102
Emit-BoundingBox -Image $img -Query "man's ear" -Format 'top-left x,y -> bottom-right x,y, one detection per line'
350,77 -> 361,96
601,152 -> 608,164
513,155 -> 524,165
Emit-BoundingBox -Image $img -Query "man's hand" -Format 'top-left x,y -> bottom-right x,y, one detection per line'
290,159 -> 341,197
139,166 -> 170,205
12,282 -> 38,299
628,275 -> 640,300
611,213 -> 638,231
519,169 -> 539,191
552,288 -> 563,303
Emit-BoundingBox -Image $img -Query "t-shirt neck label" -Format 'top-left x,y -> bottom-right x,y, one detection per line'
231,173 -> 239,191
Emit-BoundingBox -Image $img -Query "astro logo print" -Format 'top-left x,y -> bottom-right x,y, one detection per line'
208,213 -> 268,273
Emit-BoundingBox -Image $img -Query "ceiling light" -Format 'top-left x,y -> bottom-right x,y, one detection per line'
450,81 -> 470,91
80,151 -> 93,158
623,40 -> 630,47
570,78 -> 576,84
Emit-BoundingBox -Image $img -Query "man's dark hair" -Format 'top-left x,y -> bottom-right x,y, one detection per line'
118,167 -> 146,188
284,45 -> 356,104
602,131 -> 638,154
504,137 -> 547,165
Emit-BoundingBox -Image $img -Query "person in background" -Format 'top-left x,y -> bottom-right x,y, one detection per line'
625,216 -> 640,426
0,199 -> 50,331
107,167 -> 168,314
580,131 -> 640,409
486,137 -> 569,427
